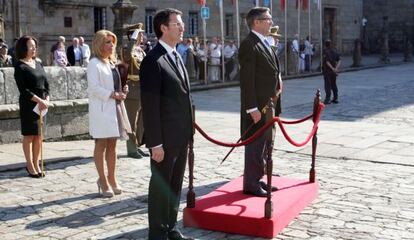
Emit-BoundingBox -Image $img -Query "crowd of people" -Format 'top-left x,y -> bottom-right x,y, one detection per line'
174,36 -> 240,83
4,5 -> 341,240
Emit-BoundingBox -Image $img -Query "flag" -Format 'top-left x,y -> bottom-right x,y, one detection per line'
263,0 -> 270,7
197,0 -> 205,6
280,0 -> 286,10
296,0 -> 308,10
252,0 -> 259,7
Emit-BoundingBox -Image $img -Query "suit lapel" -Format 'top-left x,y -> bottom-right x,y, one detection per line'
250,32 -> 278,70
157,43 -> 189,92
177,58 -> 190,91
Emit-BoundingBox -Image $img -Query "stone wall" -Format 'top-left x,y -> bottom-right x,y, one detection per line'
0,67 -> 90,144
363,0 -> 414,53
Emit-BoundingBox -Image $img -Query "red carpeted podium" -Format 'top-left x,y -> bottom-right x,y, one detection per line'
183,176 -> 319,238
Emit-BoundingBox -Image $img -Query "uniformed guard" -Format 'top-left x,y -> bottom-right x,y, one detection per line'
122,23 -> 148,158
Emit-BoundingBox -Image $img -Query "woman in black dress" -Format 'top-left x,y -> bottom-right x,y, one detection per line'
14,35 -> 50,178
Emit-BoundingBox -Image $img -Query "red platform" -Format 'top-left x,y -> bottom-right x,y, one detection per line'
183,176 -> 319,238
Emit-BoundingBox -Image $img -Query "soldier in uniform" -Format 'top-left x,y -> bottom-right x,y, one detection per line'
122,23 -> 149,158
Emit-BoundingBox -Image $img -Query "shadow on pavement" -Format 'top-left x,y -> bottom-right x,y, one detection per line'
193,63 -> 414,123
22,181 -> 228,237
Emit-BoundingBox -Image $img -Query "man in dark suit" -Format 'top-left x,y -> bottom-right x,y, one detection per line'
322,39 -> 341,104
140,8 -> 194,240
239,7 -> 282,197
66,37 -> 82,66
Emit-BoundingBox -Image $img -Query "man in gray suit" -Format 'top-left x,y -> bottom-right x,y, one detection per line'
239,7 -> 282,197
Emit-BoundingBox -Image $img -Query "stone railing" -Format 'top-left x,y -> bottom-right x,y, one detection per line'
0,67 -> 90,144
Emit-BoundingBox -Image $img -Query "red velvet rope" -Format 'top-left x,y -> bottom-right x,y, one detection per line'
194,103 -> 325,148
281,114 -> 313,124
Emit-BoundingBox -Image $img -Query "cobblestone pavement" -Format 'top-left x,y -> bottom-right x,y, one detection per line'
1,63 -> 414,239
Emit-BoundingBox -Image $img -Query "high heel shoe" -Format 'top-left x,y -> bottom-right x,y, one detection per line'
37,165 -> 46,177
97,179 -> 114,198
110,184 -> 123,195
26,167 -> 40,178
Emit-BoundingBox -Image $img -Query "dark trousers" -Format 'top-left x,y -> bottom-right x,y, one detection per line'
305,54 -> 311,72
198,61 -> 206,82
148,146 -> 189,240
243,134 -> 266,191
225,58 -> 234,81
323,73 -> 338,101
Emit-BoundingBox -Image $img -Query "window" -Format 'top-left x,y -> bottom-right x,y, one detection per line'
94,7 -> 107,32
188,12 -> 199,36
64,17 -> 72,28
145,9 -> 156,36
225,13 -> 233,37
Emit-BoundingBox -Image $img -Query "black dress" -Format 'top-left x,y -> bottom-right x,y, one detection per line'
14,60 -> 49,135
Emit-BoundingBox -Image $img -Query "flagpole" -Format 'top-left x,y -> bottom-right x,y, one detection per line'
236,0 -> 240,48
202,2 -> 207,84
219,0 -> 225,82
309,0 -> 312,72
284,0 -> 287,76
298,0 -> 301,73
319,0 -> 323,73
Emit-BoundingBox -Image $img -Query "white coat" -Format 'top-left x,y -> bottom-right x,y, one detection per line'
87,57 -> 121,138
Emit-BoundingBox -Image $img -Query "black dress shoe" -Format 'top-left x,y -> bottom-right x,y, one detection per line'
332,99 -> 339,104
259,181 -> 278,192
127,152 -> 143,159
323,100 -> 331,104
137,148 -> 149,157
168,230 -> 194,240
26,167 -> 40,178
243,187 -> 267,197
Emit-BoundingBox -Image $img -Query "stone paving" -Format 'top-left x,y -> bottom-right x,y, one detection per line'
1,63 -> 414,239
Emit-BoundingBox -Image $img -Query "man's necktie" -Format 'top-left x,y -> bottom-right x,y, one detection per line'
172,51 -> 185,79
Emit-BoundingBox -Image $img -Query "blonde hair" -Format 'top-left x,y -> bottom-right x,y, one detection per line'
92,30 -> 117,62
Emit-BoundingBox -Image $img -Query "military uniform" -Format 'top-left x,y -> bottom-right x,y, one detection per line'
122,23 -> 147,158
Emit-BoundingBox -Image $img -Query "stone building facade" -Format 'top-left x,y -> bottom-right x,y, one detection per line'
0,0 -> 371,63
363,0 -> 414,53
1,0 -> 412,61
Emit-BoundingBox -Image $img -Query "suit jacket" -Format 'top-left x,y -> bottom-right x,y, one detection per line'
239,32 -> 282,140
140,42 -> 193,149
67,45 -> 83,66
66,45 -> 75,66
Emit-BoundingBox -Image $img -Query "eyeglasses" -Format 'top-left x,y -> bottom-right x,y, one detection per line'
169,21 -> 185,28
258,17 -> 273,22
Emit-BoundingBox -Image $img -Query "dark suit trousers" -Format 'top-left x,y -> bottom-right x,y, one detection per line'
243,134 -> 266,191
148,145 -> 189,240
323,73 -> 338,101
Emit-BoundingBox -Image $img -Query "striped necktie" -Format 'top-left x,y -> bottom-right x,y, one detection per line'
172,51 -> 185,79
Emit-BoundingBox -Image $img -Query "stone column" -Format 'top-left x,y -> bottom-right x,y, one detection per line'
403,36 -> 412,62
111,0 -> 138,57
379,16 -> 390,64
352,39 -> 362,67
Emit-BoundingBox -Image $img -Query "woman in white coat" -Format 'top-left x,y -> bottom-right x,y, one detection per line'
87,30 -> 131,197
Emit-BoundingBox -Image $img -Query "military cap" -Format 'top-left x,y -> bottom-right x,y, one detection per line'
269,26 -> 282,37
